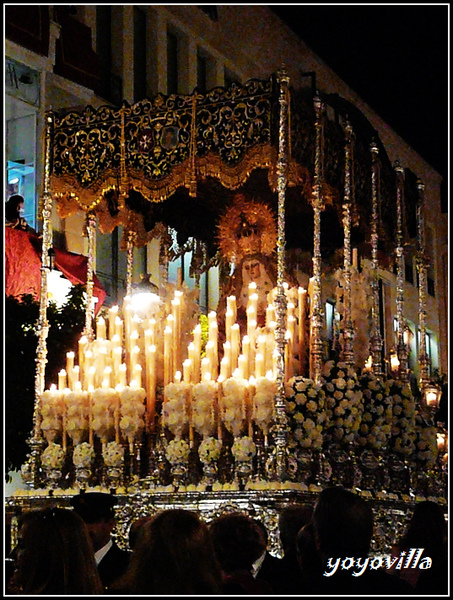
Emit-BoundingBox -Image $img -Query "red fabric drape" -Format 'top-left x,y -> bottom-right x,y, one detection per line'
4,227 -> 106,314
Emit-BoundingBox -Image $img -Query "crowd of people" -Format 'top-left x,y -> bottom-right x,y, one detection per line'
5,488 -> 448,596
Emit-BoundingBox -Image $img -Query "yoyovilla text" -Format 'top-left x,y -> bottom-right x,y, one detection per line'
324,548 -> 432,577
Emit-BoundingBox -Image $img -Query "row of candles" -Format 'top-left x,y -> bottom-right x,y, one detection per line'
51,284 -> 308,433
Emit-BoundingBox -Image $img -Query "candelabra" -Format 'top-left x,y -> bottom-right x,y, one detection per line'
394,162 -> 409,382
369,142 -> 384,377
416,180 -> 431,390
82,211 -> 97,342
309,95 -> 326,384
340,120 -> 355,367
267,67 -> 291,481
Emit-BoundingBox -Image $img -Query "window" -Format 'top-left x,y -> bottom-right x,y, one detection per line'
167,29 -> 179,94
404,260 -> 414,284
197,51 -> 207,93
198,6 -> 218,21
224,67 -> 240,88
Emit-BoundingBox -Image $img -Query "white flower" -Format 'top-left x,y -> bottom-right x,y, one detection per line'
165,438 -> 190,464
102,441 -> 124,467
231,436 -> 256,462
252,377 -> 276,434
163,383 -> 190,437
192,381 -> 217,437
41,443 -> 65,469
285,376 -> 327,450
72,442 -> 95,468
198,437 -> 222,463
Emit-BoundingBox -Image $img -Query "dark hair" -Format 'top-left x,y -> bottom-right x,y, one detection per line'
114,509 -> 222,595
5,194 -> 25,222
9,506 -> 103,595
398,500 -> 447,556
278,504 -> 313,553
313,487 -> 374,558
209,512 -> 267,572
128,515 -> 152,550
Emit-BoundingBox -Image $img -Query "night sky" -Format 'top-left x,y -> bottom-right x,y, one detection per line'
271,5 -> 448,211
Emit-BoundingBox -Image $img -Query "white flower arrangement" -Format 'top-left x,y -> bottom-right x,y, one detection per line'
413,412 -> 438,467
91,388 -> 117,443
358,373 -> 393,450
385,378 -> 416,457
40,389 -> 64,441
41,443 -> 65,470
65,390 -> 90,445
162,382 -> 190,438
221,377 -> 247,437
102,441 -> 125,467
198,436 -> 222,463
252,376 -> 276,435
231,435 -> 256,462
285,376 -> 327,450
165,438 -> 190,465
119,386 -> 146,444
321,360 -> 364,446
72,442 -> 95,468
191,380 -> 217,437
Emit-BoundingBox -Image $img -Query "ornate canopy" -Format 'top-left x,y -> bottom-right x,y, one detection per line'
48,73 -> 418,269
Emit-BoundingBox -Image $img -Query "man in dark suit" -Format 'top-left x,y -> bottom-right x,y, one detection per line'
71,492 -> 131,591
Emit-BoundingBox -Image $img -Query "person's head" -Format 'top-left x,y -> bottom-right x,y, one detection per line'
296,521 -> 324,577
278,504 -> 313,554
243,257 -> 263,282
10,506 -> 103,595
399,500 -> 447,554
5,194 -> 25,221
117,509 -> 222,594
313,486 -> 374,559
209,511 -> 267,574
70,491 -> 117,552
128,515 -> 152,550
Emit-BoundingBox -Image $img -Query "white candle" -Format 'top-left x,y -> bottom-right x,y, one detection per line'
70,366 -> 80,391
66,351 -> 75,375
266,303 -> 276,327
132,364 -> 142,388
201,357 -> 211,381
227,296 -> 237,322
58,369 -> 67,391
238,354 -> 248,380
255,353 -> 265,378
298,287 -> 307,375
164,326 -> 173,387
86,366 -> 96,390
193,324 -> 202,383
96,316 -> 107,340
78,336 -> 87,377
146,344 -> 157,430
108,305 -> 119,340
172,297 -> 182,373
183,359 -> 192,384
115,316 -> 123,341
220,356 -> 229,380
231,323 -> 240,375
119,363 -> 127,387
102,366 -> 112,389
242,336 -> 250,380
223,341 -> 231,379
